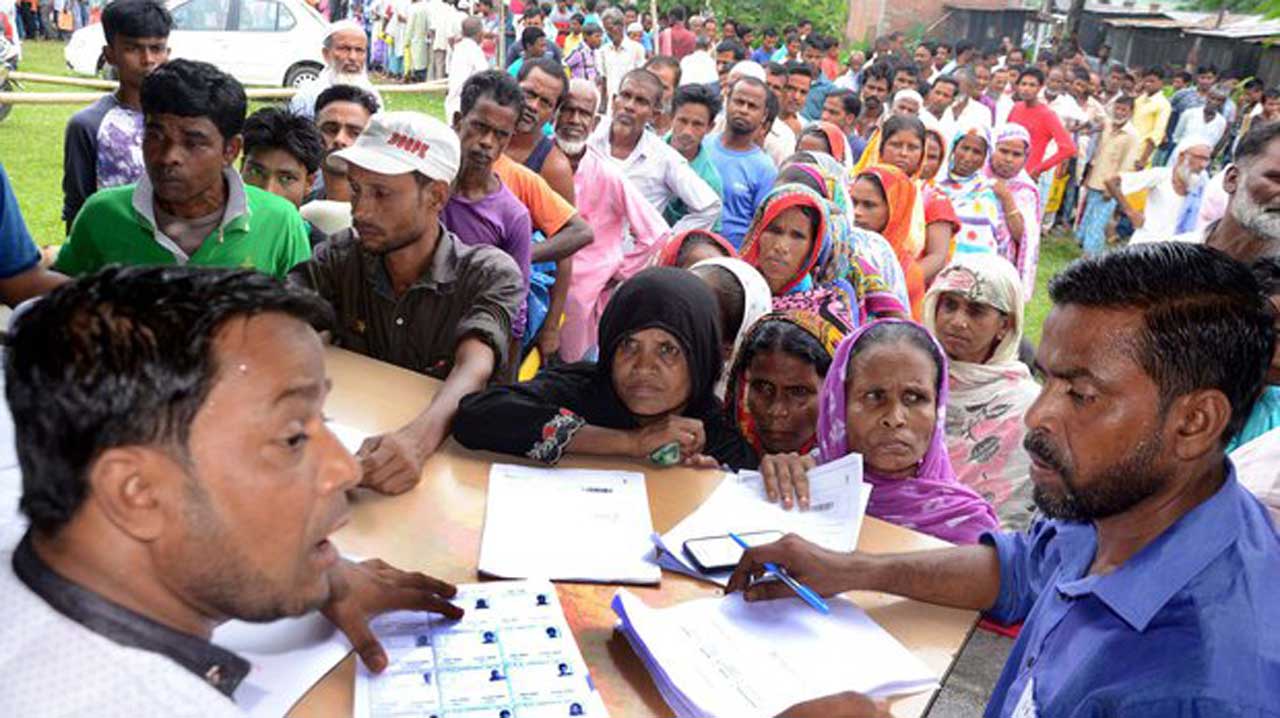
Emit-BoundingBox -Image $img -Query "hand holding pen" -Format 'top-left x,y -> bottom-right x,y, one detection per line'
725,533 -> 866,607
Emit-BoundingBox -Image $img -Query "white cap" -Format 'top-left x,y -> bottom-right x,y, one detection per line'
626,21 -> 643,34
326,19 -> 365,39
331,112 -> 460,182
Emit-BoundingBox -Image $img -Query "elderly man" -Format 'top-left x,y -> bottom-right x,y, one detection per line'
1182,122 -> 1280,262
55,60 -> 310,280
588,68 -> 721,234
552,79 -> 669,362
445,17 -> 489,124
736,243 -> 1280,718
1,265 -> 465,713
1106,136 -> 1212,245
289,112 -> 523,495
289,20 -> 383,120
599,6 -> 645,110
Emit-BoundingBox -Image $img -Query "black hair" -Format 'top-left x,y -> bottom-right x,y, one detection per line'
825,88 -> 861,116
521,26 -> 546,49
1266,88 -> 1280,102
675,232 -> 730,266
1236,121 -> 1280,165
668,5 -> 685,22
1253,257 -> 1280,297
1113,94 -> 1135,108
141,59 -> 246,140
1244,78 -> 1264,91
847,321 -> 945,392
803,35 -> 824,51
672,82 -> 722,120
315,83 -> 380,116
1195,64 -> 1218,77
5,265 -> 334,534
1143,65 -> 1165,80
1174,70 -> 1193,84
620,68 -> 664,105
763,85 -> 780,125
518,56 -> 569,106
882,113 -> 926,146
690,265 -> 746,348
241,107 -> 325,174
864,61 -> 894,84
764,61 -> 787,77
582,22 -> 603,36
763,27 -> 778,38
570,11 -> 584,22
932,75 -> 959,92
716,39 -> 748,61
785,61 -> 813,79
775,161 -> 824,193
103,0 -> 172,45
955,40 -> 974,56
798,124 -> 832,154
644,55 -> 682,87
460,69 -> 527,117
1018,67 -> 1045,85
1049,243 -> 1274,441
894,62 -> 921,80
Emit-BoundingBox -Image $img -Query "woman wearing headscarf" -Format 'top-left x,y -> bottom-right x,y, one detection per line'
923,255 -> 1039,529
687,257 -> 773,400
653,229 -> 738,269
936,124 -> 1018,257
985,123 -> 1041,299
796,122 -> 856,174
851,165 -> 929,318
920,127 -> 948,184
724,306 -> 852,471
757,319 -> 999,543
453,268 -> 758,469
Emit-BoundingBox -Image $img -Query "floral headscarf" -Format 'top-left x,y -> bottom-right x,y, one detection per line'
984,123 -> 1042,298
816,319 -> 1000,543
938,124 -> 1004,256
741,184 -> 830,296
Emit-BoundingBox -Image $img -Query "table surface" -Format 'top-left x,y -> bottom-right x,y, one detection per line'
290,348 -> 978,718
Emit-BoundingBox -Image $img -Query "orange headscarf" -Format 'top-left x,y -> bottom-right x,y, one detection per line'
816,121 -> 852,166
654,229 -> 739,268
855,164 -> 927,317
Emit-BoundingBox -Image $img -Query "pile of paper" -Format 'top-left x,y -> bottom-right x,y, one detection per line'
652,453 -> 872,585
612,589 -> 938,718
356,580 -> 608,718
479,464 -> 661,584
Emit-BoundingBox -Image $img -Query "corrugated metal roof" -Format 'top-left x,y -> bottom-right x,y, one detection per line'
1183,16 -> 1280,39
943,0 -> 1035,12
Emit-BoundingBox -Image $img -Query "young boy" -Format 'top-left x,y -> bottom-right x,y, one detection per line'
61,0 -> 170,233
239,107 -> 328,247
1076,95 -> 1137,256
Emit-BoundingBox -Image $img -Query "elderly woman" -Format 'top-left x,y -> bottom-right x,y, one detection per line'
757,319 -> 999,543
453,268 -> 757,469
923,254 -> 1040,529
984,123 -> 1041,298
936,124 -> 1023,257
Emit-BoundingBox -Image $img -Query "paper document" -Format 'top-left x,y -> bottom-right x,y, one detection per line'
215,612 -> 353,718
480,464 -> 660,584
654,452 -> 870,585
613,589 -> 938,718
355,580 -> 608,718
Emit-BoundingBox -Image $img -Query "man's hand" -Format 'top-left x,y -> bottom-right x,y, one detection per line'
322,558 -> 464,673
726,533 -> 862,600
778,692 -> 891,717
760,453 -> 815,510
358,428 -> 426,495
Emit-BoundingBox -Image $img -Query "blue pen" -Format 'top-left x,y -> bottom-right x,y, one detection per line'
729,532 -> 830,614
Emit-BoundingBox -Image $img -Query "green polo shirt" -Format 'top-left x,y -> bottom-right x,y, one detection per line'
56,170 -> 311,279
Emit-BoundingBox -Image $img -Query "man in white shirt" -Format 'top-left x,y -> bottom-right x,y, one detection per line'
429,0 -> 461,80
1107,136 -> 1212,245
1172,84 -> 1229,152
948,66 -> 994,131
0,266 -> 463,716
289,20 -> 384,119
921,75 -> 961,141
445,17 -> 490,122
679,35 -> 718,87
588,68 -> 721,233
598,6 -> 645,110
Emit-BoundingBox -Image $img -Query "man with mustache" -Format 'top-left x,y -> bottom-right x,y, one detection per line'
1179,123 -> 1280,263
289,111 -> 522,495
1105,135 -> 1211,245
2,266 -> 464,713
55,60 -> 311,280
289,19 -> 383,121
730,243 -> 1280,718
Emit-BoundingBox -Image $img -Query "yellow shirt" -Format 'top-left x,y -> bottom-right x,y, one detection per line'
1132,92 -> 1172,154
1085,121 -> 1139,191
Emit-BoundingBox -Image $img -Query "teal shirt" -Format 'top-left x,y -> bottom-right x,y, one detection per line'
662,136 -> 723,232
1228,385 -> 1280,452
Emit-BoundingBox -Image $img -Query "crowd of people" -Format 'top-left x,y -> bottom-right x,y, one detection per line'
0,0 -> 1278,716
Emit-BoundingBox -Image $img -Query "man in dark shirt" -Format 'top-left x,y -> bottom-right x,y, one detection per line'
289,111 -> 523,496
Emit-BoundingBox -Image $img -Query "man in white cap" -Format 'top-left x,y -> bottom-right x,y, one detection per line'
289,19 -> 384,119
1106,135 -> 1212,246
288,112 -> 523,496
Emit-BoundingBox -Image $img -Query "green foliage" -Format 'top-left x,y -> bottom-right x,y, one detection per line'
648,0 -> 849,40
1183,0 -> 1271,13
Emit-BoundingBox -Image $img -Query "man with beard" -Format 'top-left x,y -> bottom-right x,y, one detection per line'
1180,122 -> 1280,262
1106,136 -> 1211,245
288,112 -> 522,495
551,79 -> 669,362
664,83 -> 723,229
729,242 -> 1280,718
704,77 -> 777,247
55,60 -> 311,280
588,68 -> 721,233
289,20 -> 383,120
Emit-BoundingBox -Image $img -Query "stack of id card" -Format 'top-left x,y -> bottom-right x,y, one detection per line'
354,580 -> 608,718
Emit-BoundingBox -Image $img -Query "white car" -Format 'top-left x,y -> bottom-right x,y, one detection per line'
65,0 -> 330,87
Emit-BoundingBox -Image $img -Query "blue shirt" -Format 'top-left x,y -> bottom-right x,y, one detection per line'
0,163 -> 41,280
1228,385 -> 1280,453
981,468 -> 1279,718
702,135 -> 777,248
750,47 -> 772,65
801,76 -> 834,122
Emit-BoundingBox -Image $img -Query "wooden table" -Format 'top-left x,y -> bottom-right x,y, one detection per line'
290,348 -> 978,717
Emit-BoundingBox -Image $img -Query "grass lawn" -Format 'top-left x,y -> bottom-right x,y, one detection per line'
1,39 -> 1081,335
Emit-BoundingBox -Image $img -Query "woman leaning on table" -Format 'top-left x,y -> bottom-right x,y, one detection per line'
453,268 -> 758,470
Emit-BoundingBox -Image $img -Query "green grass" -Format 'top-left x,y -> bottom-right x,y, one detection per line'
1025,232 -> 1082,347
1,39 -> 445,247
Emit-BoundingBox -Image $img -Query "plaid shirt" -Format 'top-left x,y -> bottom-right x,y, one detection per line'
565,43 -> 600,81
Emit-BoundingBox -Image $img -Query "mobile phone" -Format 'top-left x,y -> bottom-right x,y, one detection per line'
682,531 -> 784,573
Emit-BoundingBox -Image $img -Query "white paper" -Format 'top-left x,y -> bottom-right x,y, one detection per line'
479,464 -> 660,584
355,580 -> 608,718
654,453 -> 871,585
214,613 -> 353,718
612,589 -> 938,718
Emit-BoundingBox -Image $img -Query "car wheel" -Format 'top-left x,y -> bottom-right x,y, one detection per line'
284,63 -> 323,88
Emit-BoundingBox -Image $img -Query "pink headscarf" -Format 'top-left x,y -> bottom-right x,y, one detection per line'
817,319 -> 1000,544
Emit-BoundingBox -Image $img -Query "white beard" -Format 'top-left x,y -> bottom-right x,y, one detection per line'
330,68 -> 371,87
1175,164 -> 1206,192
1230,183 -> 1280,243
555,135 -> 587,157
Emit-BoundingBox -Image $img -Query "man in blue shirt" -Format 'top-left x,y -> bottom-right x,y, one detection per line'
703,77 -> 777,248
799,36 -> 833,122
0,163 -> 67,306
729,243 -> 1280,718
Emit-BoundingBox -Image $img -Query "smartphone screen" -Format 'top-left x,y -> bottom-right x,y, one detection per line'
682,531 -> 784,573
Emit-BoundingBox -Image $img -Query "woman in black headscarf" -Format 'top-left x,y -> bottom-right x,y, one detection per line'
453,268 -> 758,470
